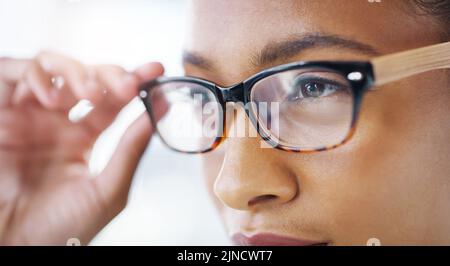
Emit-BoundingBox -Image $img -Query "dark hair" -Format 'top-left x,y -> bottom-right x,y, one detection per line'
412,0 -> 450,40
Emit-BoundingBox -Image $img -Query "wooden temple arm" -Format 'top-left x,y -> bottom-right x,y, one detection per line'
371,42 -> 450,86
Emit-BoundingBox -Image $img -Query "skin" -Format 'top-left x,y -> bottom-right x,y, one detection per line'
0,0 -> 448,245
0,53 -> 164,244
185,0 -> 450,245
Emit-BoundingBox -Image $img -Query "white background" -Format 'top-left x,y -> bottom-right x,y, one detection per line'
0,0 -> 229,245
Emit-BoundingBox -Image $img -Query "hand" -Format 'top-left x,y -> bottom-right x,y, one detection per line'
0,52 -> 164,245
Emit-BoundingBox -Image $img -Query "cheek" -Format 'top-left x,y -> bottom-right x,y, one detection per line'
287,73 -> 450,244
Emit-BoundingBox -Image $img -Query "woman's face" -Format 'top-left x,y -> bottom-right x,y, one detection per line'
183,0 -> 450,245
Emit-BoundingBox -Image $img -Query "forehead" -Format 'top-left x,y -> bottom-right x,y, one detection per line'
184,0 -> 439,84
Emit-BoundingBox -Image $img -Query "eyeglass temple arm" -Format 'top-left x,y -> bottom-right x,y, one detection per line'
371,42 -> 450,87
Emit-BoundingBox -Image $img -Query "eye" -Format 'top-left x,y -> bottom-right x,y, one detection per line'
286,76 -> 346,101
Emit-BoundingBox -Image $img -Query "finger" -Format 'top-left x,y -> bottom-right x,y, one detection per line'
0,57 -> 29,83
0,80 -> 14,108
95,65 -> 140,102
37,52 -> 102,104
53,81 -> 79,112
78,91 -> 120,134
24,60 -> 58,109
0,58 -> 29,108
11,80 -> 33,105
76,65 -> 137,134
80,63 -> 163,134
13,77 -> 80,116
133,62 -> 164,82
92,114 -> 153,216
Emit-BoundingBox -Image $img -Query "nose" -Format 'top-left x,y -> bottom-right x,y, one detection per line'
213,106 -> 298,211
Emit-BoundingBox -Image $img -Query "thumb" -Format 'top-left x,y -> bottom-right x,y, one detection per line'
92,113 -> 153,217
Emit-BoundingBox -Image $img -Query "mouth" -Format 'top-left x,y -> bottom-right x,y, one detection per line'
231,233 -> 329,246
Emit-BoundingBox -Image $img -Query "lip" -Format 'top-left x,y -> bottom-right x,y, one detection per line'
232,233 -> 328,246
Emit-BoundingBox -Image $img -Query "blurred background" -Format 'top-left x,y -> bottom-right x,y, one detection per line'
0,0 -> 229,245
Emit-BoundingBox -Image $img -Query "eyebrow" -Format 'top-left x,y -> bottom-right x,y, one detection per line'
182,50 -> 214,70
182,33 -> 381,70
255,34 -> 381,66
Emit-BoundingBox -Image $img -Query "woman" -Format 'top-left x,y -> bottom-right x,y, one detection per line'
0,0 -> 449,245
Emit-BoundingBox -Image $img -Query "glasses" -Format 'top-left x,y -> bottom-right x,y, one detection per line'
139,42 -> 450,154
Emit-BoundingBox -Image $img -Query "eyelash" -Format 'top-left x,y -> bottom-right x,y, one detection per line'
287,75 -> 346,100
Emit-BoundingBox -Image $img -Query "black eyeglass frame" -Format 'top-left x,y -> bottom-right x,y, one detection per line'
139,61 -> 374,154
138,42 -> 450,154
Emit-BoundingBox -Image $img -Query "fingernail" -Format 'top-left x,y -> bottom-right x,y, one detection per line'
68,99 -> 94,123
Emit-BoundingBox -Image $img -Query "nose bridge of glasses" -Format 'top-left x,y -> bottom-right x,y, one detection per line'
220,82 -> 245,103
